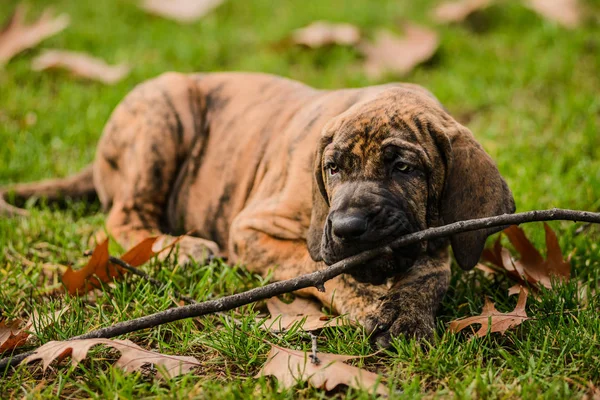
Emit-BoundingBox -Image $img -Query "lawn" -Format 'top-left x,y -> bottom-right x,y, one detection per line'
1,0 -> 600,398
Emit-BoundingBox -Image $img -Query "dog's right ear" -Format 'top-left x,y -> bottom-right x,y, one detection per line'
307,135 -> 331,261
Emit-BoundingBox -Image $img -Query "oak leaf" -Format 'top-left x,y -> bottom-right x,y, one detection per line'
0,5 -> 69,65
32,50 -> 130,84
0,320 -> 29,353
141,0 -> 223,23
449,287 -> 529,337
260,297 -> 349,332
62,237 -> 158,295
23,338 -> 200,379
432,0 -> 492,23
257,344 -> 388,395
482,224 -> 571,292
359,23 -> 439,79
0,307 -> 69,353
291,21 -> 361,48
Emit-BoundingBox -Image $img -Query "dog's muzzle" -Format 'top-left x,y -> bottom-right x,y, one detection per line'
321,207 -> 422,285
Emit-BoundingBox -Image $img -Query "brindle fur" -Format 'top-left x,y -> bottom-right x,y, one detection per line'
1,72 -> 515,346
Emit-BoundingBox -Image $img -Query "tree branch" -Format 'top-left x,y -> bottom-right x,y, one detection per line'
2,208 -> 599,370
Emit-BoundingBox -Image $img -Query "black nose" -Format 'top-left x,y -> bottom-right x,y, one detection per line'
332,212 -> 368,240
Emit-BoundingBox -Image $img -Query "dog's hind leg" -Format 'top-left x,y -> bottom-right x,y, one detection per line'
95,72 -> 219,261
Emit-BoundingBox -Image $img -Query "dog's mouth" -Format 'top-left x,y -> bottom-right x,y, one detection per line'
321,238 -> 422,285
346,250 -> 418,284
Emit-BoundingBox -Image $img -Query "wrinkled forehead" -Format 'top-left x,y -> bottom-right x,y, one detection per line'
324,88 -> 449,161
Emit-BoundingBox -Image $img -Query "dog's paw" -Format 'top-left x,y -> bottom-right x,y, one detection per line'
364,299 -> 434,348
154,235 -> 221,265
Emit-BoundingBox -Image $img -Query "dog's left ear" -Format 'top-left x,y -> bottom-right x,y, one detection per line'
306,135 -> 331,262
437,123 -> 515,270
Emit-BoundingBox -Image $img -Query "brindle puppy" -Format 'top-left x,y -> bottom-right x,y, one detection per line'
1,72 -> 515,347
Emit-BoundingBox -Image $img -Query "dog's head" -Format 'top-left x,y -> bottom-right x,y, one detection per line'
307,86 -> 515,284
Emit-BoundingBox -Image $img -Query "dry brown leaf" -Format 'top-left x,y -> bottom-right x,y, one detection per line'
260,297 -> 348,332
481,224 -> 571,293
0,307 -> 69,353
257,344 -> 388,395
291,21 -> 361,48
507,283 -> 529,297
0,320 -> 30,353
62,237 -> 158,295
432,0 -> 493,23
23,338 -> 200,379
0,5 -> 69,65
31,50 -> 130,84
525,0 -> 582,28
449,287 -> 529,337
585,382 -> 600,400
360,23 -> 439,79
141,0 -> 223,23
27,307 -> 70,336
120,237 -> 160,267
474,262 -> 498,275
504,224 -> 571,289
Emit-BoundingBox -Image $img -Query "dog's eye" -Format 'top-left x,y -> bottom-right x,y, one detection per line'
394,162 -> 412,173
326,163 -> 339,176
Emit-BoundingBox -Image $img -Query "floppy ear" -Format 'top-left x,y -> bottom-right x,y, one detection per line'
306,136 -> 331,261
439,124 -> 515,270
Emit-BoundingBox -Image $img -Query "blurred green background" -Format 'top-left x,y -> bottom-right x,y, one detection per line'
1,0 -> 600,398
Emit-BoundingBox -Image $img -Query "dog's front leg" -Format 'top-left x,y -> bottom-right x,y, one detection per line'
365,252 -> 451,348
229,214 -> 390,324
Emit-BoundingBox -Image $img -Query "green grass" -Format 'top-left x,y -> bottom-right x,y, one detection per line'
2,0 -> 600,398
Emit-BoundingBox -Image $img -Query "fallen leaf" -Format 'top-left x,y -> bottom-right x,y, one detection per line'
432,0 -> 493,23
508,283 -> 529,296
260,297 -> 349,332
27,307 -> 70,336
449,287 -> 529,337
504,224 -> 571,289
140,0 -> 223,23
257,344 -> 388,395
62,239 -> 110,295
585,382 -> 600,400
0,320 -> 30,353
31,50 -> 129,84
62,237 -> 158,295
23,338 -> 200,379
291,21 -> 361,48
525,0 -> 582,28
120,237 -> 160,267
481,224 -> 571,292
474,262 -> 498,275
360,23 -> 439,79
0,307 -> 69,353
0,5 -> 69,65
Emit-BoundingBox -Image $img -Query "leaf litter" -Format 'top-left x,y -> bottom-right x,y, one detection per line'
449,287 -> 529,337
0,307 -> 69,353
32,50 -> 130,84
359,23 -> 439,79
61,237 -> 158,295
291,21 -> 361,48
23,338 -> 200,379
432,0 -> 582,28
140,0 -> 224,23
260,297 -> 349,332
0,4 -> 69,65
481,223 -> 572,292
432,0 -> 492,23
257,344 -> 388,395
